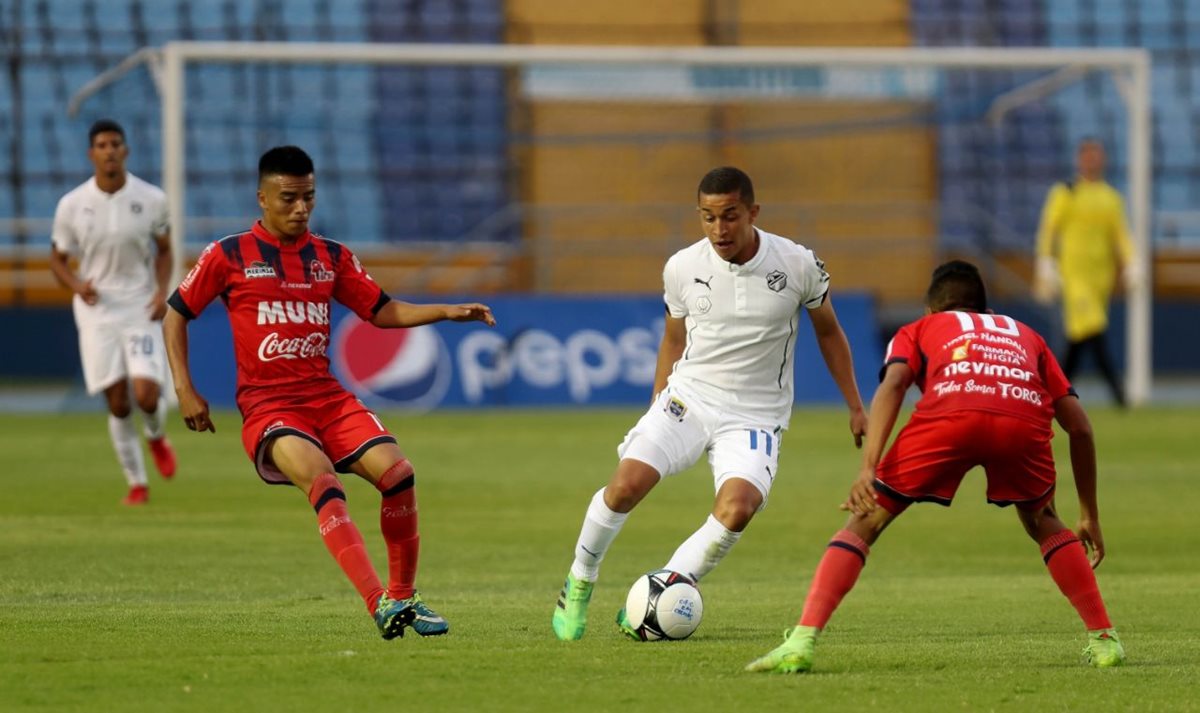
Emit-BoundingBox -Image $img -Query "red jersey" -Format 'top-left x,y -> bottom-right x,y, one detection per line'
168,221 -> 389,414
882,311 -> 1074,424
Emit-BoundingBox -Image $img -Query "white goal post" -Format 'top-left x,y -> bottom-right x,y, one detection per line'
72,42 -> 1153,405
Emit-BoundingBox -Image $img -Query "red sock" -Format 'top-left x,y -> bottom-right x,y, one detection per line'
308,473 -> 385,613
798,529 -> 870,629
376,461 -> 419,601
1040,529 -> 1112,630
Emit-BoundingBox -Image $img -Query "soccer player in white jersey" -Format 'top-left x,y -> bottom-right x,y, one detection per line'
49,119 -> 177,505
552,166 -> 869,641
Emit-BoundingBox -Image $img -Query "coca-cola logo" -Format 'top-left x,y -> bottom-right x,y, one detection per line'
257,331 -> 329,362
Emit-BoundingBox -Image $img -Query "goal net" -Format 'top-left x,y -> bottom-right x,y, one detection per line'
70,42 -> 1152,403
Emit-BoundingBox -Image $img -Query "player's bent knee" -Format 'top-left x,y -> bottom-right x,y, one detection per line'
377,459 -> 415,495
1017,504 -> 1065,542
847,507 -> 895,545
107,403 -> 133,419
605,460 -> 661,511
712,500 -> 757,531
132,380 -> 160,411
605,479 -> 652,512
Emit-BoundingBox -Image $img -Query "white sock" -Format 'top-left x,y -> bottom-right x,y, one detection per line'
108,414 -> 148,487
142,396 -> 167,440
569,489 -> 629,582
664,514 -> 742,583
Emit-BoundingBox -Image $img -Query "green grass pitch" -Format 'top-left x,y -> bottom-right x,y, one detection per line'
1,406 -> 1197,712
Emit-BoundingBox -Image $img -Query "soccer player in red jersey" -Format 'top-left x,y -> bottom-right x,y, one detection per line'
746,260 -> 1124,672
162,146 -> 495,640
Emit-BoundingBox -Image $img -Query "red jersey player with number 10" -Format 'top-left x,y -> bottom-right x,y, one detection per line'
162,146 -> 496,640
746,260 -> 1124,674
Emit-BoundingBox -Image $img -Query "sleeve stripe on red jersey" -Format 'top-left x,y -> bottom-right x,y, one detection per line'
167,289 -> 195,320
370,291 -> 391,316
878,357 -> 908,382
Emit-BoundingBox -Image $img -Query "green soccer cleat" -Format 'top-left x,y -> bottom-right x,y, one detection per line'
744,626 -> 819,673
396,591 -> 450,637
552,573 -> 595,641
615,607 -> 641,641
373,594 -> 416,640
1082,628 -> 1125,668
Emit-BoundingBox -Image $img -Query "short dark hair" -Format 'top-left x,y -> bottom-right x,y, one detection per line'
698,166 -> 754,206
88,119 -> 125,145
926,260 -> 988,313
258,145 -> 314,183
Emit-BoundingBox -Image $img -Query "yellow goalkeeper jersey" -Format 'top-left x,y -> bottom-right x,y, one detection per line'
1035,179 -> 1134,341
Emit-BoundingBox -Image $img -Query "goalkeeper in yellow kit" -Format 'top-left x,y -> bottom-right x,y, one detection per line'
1033,138 -> 1138,407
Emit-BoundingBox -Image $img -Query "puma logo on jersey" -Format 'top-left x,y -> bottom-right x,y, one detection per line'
693,276 -> 713,290
256,300 -> 330,325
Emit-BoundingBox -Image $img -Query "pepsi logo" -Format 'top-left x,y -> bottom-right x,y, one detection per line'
331,314 -> 451,410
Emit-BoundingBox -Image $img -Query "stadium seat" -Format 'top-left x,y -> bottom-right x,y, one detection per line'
6,0 -> 509,256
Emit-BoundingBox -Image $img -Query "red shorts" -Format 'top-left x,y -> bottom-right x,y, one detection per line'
240,389 -> 396,485
873,410 -> 1056,514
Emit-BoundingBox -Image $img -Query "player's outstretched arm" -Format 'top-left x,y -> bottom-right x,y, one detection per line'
370,300 -> 496,329
842,362 -> 912,516
1053,395 -> 1104,567
162,307 -> 214,433
808,299 -> 868,447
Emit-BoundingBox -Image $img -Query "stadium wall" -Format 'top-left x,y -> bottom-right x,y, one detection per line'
510,0 -> 935,300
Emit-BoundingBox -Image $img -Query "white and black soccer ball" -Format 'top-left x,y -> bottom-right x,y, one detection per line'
624,569 -> 704,641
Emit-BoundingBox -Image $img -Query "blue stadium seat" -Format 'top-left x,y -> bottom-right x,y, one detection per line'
19,64 -> 62,110
1137,0 -> 1172,24
326,2 -> 369,42
138,0 -> 178,30
275,0 -> 321,39
25,183 -> 64,220
0,184 -> 13,222
1160,177 -> 1190,211
335,127 -> 374,173
6,0 -> 505,252
184,1 -> 225,37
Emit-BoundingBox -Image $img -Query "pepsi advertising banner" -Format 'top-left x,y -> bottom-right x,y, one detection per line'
183,294 -> 881,410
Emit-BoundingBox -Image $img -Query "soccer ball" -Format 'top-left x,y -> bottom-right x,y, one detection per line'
624,569 -> 704,641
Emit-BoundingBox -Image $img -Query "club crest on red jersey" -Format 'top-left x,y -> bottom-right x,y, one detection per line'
310,259 -> 334,282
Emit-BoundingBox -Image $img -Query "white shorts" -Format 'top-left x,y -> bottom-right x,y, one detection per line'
77,318 -> 167,395
616,383 -> 783,506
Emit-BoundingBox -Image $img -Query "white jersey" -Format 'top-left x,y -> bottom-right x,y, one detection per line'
663,229 -> 829,428
51,172 -> 169,325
